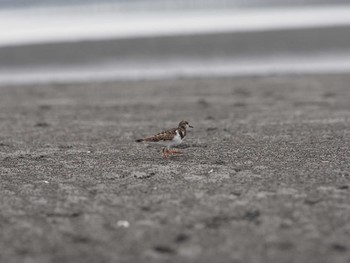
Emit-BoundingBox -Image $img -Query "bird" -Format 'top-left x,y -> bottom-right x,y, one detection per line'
135,120 -> 193,159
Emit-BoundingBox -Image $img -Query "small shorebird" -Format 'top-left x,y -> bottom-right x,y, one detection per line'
136,120 -> 193,159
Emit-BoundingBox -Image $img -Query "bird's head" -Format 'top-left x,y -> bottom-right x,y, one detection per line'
178,120 -> 193,129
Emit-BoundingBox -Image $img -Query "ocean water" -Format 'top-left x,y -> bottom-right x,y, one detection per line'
1,1 -> 350,84
2,5 -> 350,47
1,0 -> 349,9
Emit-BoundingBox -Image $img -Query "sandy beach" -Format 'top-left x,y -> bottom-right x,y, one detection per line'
0,74 -> 349,263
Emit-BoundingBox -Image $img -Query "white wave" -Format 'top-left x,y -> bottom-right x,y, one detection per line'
1,5 -> 350,47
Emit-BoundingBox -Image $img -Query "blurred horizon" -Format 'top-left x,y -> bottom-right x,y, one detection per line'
1,0 -> 350,10
1,0 -> 350,85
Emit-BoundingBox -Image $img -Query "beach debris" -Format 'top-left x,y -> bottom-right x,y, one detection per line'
208,169 -> 214,174
43,180 -> 49,184
304,195 -> 322,205
214,160 -> 225,165
331,243 -> 348,252
132,171 -> 152,179
337,185 -> 349,190
175,233 -> 190,243
35,122 -> 50,127
117,220 -> 130,228
153,245 -> 175,254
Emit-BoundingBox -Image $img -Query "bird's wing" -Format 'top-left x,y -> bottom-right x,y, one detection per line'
144,128 -> 177,142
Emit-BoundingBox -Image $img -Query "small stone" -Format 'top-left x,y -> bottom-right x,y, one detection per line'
331,243 -> 347,252
117,220 -> 130,228
153,246 -> 175,254
214,160 -> 225,165
175,233 -> 190,243
304,197 -> 322,205
35,122 -> 50,127
133,171 -> 150,179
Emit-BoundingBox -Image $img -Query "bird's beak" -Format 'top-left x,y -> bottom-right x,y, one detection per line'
189,125 -> 194,128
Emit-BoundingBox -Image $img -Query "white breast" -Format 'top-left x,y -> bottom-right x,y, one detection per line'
150,130 -> 183,148
172,130 -> 183,145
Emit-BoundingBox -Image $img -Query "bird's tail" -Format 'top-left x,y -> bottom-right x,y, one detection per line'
135,139 -> 144,142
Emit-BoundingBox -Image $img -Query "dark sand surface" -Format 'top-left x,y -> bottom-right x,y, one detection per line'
0,74 -> 350,263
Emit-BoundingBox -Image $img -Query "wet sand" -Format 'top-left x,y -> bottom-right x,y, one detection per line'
2,26 -> 350,68
0,74 -> 350,263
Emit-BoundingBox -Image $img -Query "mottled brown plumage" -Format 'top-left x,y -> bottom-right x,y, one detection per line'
144,128 -> 179,142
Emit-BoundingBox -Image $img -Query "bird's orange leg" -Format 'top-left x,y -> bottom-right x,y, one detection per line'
162,148 -> 170,159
